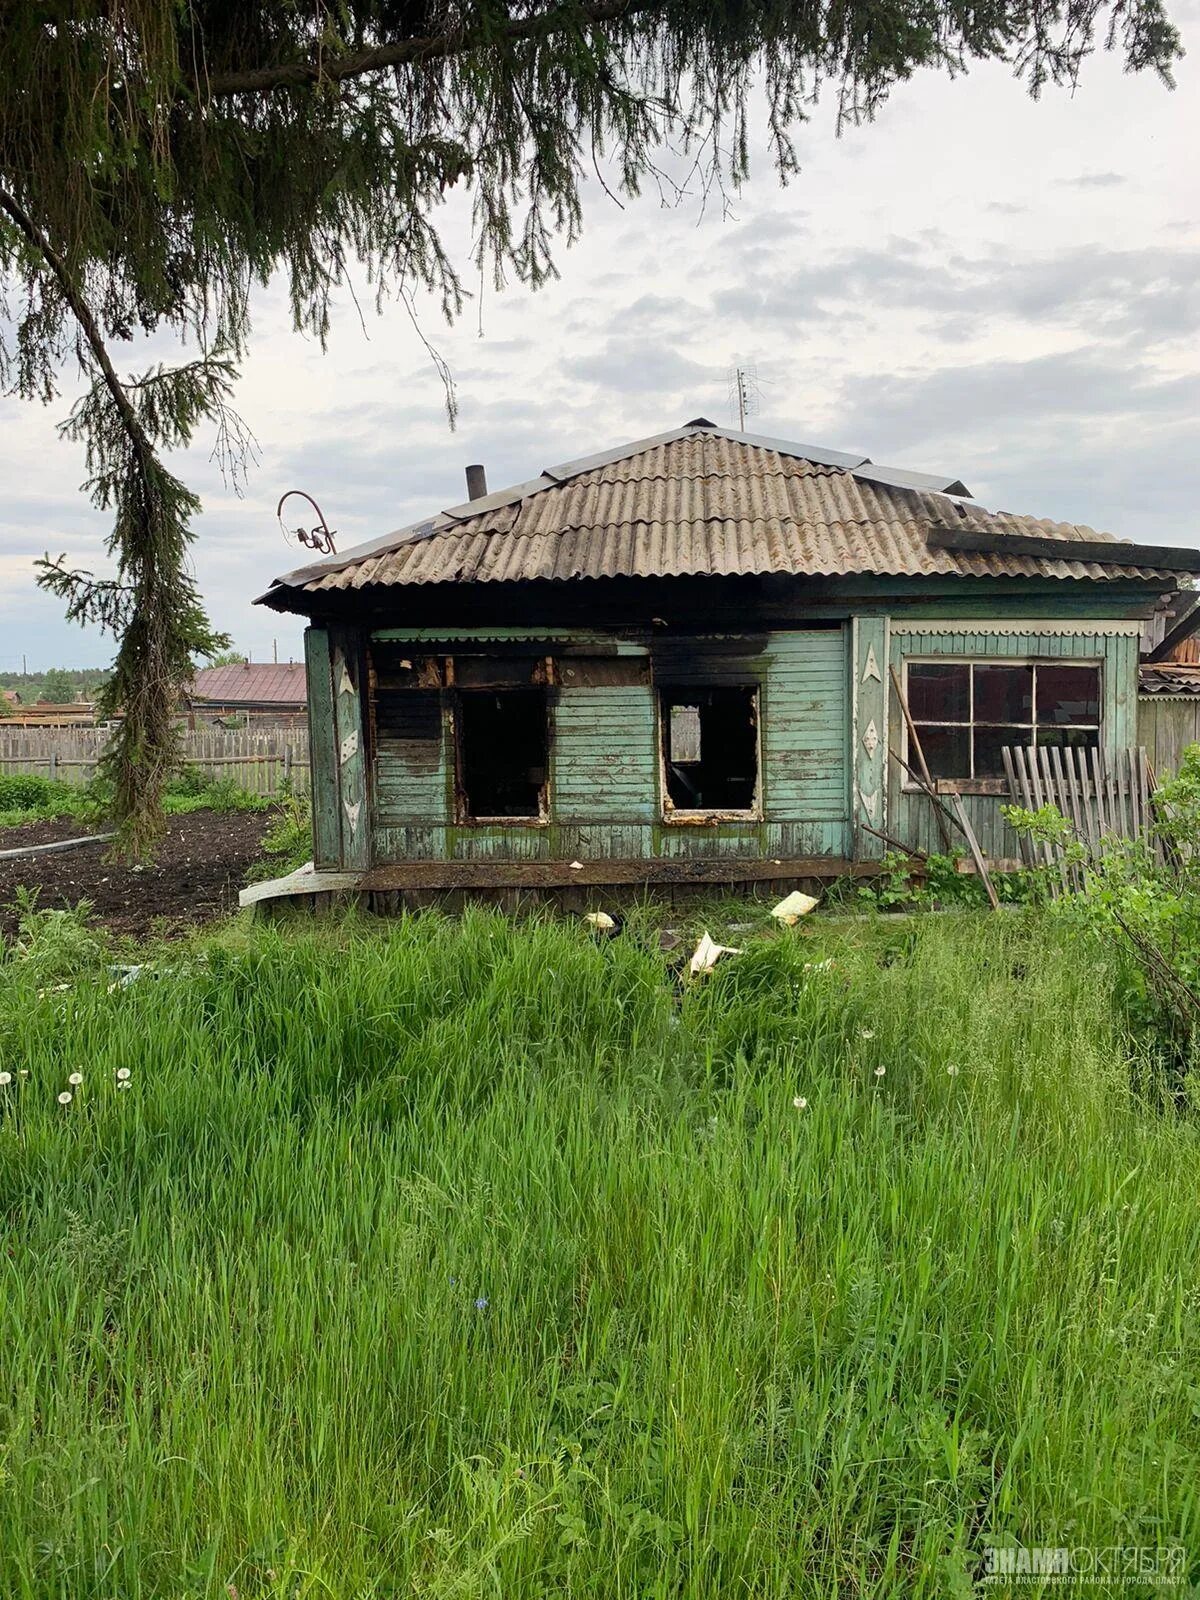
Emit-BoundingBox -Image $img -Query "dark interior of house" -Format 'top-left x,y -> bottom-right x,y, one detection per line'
458,689 -> 548,817
661,686 -> 758,811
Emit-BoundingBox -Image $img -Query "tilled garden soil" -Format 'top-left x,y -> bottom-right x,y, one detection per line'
0,810 -> 272,939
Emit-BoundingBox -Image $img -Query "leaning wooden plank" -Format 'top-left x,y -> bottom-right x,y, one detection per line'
1090,746 -> 1110,838
951,793 -> 1000,909
1114,746 -> 1130,840
1039,747 -> 1069,893
0,831 -> 116,862
860,821 -> 929,861
1072,744 -> 1097,856
889,665 -> 954,852
1023,746 -> 1056,880
1016,746 -> 1058,889
1038,747 -> 1071,895
888,748 -> 965,841
1001,747 -> 1034,868
1048,745 -> 1081,891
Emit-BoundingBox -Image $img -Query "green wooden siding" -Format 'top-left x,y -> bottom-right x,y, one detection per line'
304,626 -> 341,869
763,631 -> 848,820
374,692 -> 448,828
367,628 -> 851,863
848,618 -> 887,858
887,628 -> 1140,860
553,685 -> 659,823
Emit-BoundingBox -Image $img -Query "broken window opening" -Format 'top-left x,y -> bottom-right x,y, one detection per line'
661,686 -> 759,813
457,688 -> 548,820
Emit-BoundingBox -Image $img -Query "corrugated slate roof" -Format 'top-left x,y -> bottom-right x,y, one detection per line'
1139,664 -> 1200,697
190,661 -> 306,707
258,423 -> 1188,605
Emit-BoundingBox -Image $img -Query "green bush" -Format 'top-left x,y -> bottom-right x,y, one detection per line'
2,887 -> 109,985
247,783 -> 312,879
165,763 -> 209,798
0,773 -> 62,811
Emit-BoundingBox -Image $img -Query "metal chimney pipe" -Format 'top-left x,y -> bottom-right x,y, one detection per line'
465,463 -> 488,501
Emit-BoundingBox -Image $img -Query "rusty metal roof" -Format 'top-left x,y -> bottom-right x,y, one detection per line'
258,422 -> 1190,606
190,661 -> 306,707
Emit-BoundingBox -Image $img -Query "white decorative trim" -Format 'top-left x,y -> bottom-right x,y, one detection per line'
893,618 -> 1143,637
862,719 -> 879,756
339,729 -> 359,765
337,661 -> 355,696
343,798 -> 361,835
858,786 -> 879,822
861,643 -> 881,683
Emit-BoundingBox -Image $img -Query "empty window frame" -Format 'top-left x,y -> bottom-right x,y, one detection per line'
660,686 -> 760,814
904,659 -> 1101,780
455,688 -> 549,820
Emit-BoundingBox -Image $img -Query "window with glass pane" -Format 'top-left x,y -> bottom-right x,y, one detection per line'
906,658 -> 1101,780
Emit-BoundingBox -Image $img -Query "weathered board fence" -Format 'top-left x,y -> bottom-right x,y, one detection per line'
0,727 -> 310,796
1138,695 -> 1200,779
1002,744 -> 1155,892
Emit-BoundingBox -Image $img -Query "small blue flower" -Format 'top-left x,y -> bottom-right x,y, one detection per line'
474,1297 -> 489,1311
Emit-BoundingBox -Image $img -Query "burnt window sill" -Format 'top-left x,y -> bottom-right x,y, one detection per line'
662,809 -> 763,825
458,815 -> 550,827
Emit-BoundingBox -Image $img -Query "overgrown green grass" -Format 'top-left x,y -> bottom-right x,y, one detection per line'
1,908 -> 1197,1596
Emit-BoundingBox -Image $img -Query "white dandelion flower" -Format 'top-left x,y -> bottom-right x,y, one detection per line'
860,1029 -> 875,1040
0,1072 -> 11,1086
58,1090 -> 72,1105
68,1072 -> 83,1086
946,1063 -> 959,1076
116,1067 -> 131,1081
874,1065 -> 886,1078
793,1096 -> 808,1110
117,1081 -> 131,1092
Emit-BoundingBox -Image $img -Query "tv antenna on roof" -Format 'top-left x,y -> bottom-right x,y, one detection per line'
727,363 -> 761,432
276,489 -> 337,556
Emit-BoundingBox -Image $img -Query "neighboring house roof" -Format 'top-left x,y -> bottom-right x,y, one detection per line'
257,420 -> 1200,610
190,662 -> 307,708
1140,635 -> 1200,697
1140,664 -> 1200,696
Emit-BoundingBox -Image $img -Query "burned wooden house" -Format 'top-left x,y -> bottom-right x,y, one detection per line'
251,419 -> 1200,909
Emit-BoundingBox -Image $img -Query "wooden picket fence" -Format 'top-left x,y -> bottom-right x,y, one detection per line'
1002,744 -> 1154,892
0,726 -> 310,796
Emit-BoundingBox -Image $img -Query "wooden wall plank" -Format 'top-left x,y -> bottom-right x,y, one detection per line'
329,625 -> 370,869
305,626 -> 341,868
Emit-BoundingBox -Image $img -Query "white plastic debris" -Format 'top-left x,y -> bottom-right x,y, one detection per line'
568,860 -> 584,870
771,890 -> 820,926
106,963 -> 148,993
584,911 -> 616,932
689,931 -> 744,976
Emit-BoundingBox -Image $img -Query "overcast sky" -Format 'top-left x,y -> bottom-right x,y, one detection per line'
1,14 -> 1197,674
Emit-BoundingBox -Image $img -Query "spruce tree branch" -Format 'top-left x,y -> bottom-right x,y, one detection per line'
199,0 -> 660,97
0,185 -> 152,465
